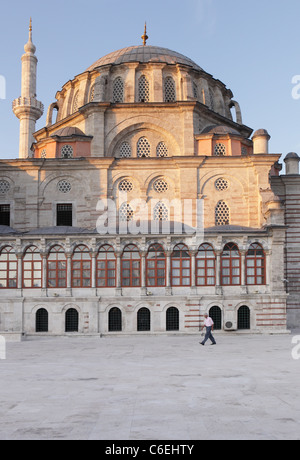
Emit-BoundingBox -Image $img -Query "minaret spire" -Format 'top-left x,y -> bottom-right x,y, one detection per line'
12,18 -> 44,158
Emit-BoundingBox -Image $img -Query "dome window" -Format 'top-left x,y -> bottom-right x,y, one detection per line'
72,91 -> 79,113
137,137 -> 151,158
164,77 -> 176,102
113,77 -> 124,103
208,88 -> 215,111
61,145 -> 74,159
214,143 -> 227,156
138,75 -> 150,103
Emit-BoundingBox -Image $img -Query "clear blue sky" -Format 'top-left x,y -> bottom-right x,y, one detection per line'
1,0 -> 300,165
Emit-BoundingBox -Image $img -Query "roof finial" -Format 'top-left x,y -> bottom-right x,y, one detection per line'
141,22 -> 148,46
29,17 -> 32,32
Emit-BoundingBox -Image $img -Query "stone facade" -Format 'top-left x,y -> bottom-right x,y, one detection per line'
1,26 -> 297,338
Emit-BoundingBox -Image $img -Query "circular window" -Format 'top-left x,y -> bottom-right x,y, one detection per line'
57,180 -> 72,194
0,180 -> 10,194
119,179 -> 134,192
153,179 -> 169,193
215,178 -> 229,192
214,143 -> 226,156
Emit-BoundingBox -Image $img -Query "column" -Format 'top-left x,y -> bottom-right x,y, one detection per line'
116,251 -> 122,295
215,250 -> 222,295
66,253 -> 72,294
91,251 -> 96,289
17,253 -> 23,290
141,251 -> 146,294
166,250 -> 172,295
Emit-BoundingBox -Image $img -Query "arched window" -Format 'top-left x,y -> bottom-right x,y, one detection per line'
164,76 -> 176,102
246,243 -> 266,285
153,202 -> 169,222
171,243 -> 191,286
119,202 -> 134,222
215,201 -> 230,226
146,243 -> 166,287
238,306 -> 250,330
36,308 -> 48,332
156,142 -> 168,158
47,245 -> 67,288
65,308 -> 79,332
108,307 -> 122,332
166,307 -> 179,331
23,246 -> 42,288
196,243 -> 216,286
137,137 -> 151,158
137,307 -> 151,331
97,245 -> 116,287
138,75 -> 150,102
0,246 -> 17,288
89,84 -> 95,102
113,77 -> 124,103
72,90 -> 79,112
221,243 -> 241,286
208,88 -> 215,111
121,244 -> 141,287
71,245 -> 91,288
209,306 -> 222,330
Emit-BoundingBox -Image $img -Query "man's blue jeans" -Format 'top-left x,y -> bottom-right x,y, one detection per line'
202,326 -> 216,345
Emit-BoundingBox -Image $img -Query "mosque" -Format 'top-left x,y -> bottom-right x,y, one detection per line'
1,21 -> 299,339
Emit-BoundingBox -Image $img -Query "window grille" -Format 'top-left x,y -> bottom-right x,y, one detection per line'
193,82 -> 198,100
89,84 -> 95,102
61,145 -> 73,159
41,149 -> 47,159
153,202 -> 169,221
214,143 -> 226,156
119,202 -> 134,222
113,77 -> 124,103
137,137 -> 151,158
153,179 -> 169,193
65,308 -> 79,332
47,245 -> 67,288
164,77 -> 176,102
137,307 -> 151,331
57,180 -> 71,194
166,307 -> 179,331
73,91 -> 79,112
215,178 -> 229,192
209,306 -> 222,330
119,142 -> 132,158
108,307 -> 122,331
241,146 -> 248,156
208,88 -> 215,111
0,181 -> 10,194
238,306 -> 250,330
119,179 -> 134,192
156,142 -> 168,157
36,308 -> 49,332
57,204 -> 72,227
215,201 -> 230,226
0,246 -> 17,288
138,75 -> 150,102
0,204 -> 10,226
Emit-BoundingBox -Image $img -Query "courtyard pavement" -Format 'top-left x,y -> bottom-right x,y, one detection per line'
1,331 -> 300,440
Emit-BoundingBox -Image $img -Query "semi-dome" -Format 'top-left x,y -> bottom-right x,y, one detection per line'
86,45 -> 203,72
201,125 -> 241,135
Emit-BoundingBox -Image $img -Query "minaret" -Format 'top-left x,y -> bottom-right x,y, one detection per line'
13,19 -> 44,159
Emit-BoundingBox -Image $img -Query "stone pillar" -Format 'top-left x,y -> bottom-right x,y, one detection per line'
252,129 -> 271,154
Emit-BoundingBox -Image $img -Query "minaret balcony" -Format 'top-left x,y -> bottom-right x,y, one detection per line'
12,97 -> 44,119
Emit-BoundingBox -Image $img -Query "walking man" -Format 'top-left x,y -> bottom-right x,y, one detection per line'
200,313 -> 216,346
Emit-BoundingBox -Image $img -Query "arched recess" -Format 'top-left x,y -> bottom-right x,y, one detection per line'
106,118 -> 181,158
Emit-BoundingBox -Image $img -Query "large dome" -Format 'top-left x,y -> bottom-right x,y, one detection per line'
86,45 -> 203,72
